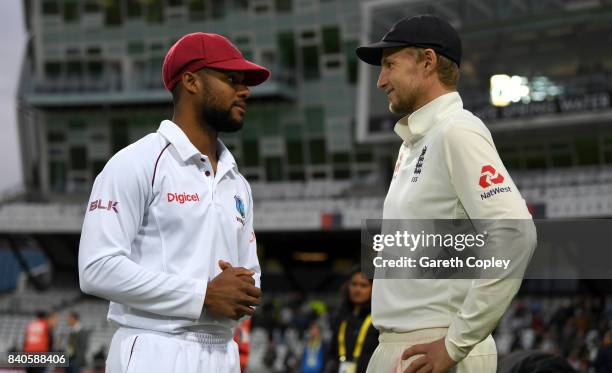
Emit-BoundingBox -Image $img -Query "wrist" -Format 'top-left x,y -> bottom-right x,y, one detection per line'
203,281 -> 213,308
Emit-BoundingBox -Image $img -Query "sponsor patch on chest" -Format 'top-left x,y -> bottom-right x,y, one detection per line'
167,192 -> 201,204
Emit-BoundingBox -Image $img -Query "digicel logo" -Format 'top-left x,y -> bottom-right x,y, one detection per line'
478,165 -> 505,189
167,192 -> 200,204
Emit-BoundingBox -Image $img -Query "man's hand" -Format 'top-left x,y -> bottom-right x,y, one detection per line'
401,337 -> 457,373
204,260 -> 261,320
218,260 -> 256,285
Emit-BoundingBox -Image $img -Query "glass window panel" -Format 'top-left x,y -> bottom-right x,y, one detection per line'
87,61 -> 104,78
242,140 -> 260,167
49,161 -> 66,192
289,170 -> 305,181
309,138 -> 326,164
265,157 -> 283,181
525,155 -> 547,169
189,0 -> 206,20
278,31 -> 296,68
576,137 -> 599,165
211,0 -> 225,19
128,41 -> 145,55
275,0 -> 292,13
63,0 -> 79,22
45,62 -> 62,79
111,118 -> 129,153
126,0 -> 142,17
333,168 -> 350,179
302,46 -> 320,80
66,61 -> 83,78
332,153 -> 350,164
233,0 -> 248,10
92,160 -> 106,179
344,40 -> 358,84
84,0 -> 100,13
146,0 -> 164,23
355,147 -> 373,163
42,0 -> 60,15
305,106 -> 325,135
322,26 -> 340,54
104,0 -> 122,25
47,131 -> 66,143
70,146 -> 88,170
287,140 -> 304,165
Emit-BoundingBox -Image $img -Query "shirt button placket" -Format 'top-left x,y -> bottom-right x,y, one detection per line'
200,157 -> 214,197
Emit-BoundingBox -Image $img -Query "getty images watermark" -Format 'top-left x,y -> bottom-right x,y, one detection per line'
362,219 -> 612,280
371,229 -> 514,271
361,219 -> 536,280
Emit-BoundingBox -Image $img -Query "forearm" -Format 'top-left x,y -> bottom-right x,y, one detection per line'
445,220 -> 536,361
80,254 -> 206,319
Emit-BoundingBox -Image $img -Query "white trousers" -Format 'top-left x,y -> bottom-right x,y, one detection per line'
106,327 -> 240,373
366,328 -> 497,373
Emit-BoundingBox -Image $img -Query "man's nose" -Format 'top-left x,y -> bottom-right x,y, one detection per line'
377,69 -> 388,90
237,85 -> 251,99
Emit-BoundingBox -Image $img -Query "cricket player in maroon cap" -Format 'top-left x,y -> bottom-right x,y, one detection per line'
79,32 -> 269,372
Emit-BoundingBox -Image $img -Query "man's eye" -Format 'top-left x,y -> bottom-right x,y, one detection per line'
227,75 -> 242,85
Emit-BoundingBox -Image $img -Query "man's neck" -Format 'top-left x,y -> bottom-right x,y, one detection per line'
172,111 -> 218,163
415,86 -> 454,113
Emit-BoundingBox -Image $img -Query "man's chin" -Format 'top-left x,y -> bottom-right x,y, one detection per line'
389,102 -> 404,114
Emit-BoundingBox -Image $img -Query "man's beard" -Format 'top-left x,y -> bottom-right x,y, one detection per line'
201,105 -> 243,133
200,91 -> 244,133
389,84 -> 421,115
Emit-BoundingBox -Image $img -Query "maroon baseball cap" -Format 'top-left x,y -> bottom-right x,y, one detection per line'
162,32 -> 271,91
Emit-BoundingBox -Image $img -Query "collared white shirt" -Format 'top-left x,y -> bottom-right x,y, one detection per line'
79,120 -> 260,334
374,92 -> 536,361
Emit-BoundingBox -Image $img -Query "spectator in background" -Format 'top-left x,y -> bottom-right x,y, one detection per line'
65,312 -> 88,373
23,311 -> 50,373
47,311 -> 60,351
301,321 -> 326,373
234,318 -> 252,372
594,330 -> 612,373
92,345 -> 107,373
325,270 -> 378,373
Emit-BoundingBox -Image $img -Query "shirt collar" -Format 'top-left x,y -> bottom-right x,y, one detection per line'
393,91 -> 463,144
157,120 -> 237,168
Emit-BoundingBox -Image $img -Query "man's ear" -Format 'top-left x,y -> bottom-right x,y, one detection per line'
423,49 -> 438,74
181,72 -> 202,94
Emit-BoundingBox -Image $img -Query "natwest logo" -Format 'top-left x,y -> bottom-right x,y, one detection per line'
89,199 -> 118,213
167,192 -> 200,204
479,165 -> 505,189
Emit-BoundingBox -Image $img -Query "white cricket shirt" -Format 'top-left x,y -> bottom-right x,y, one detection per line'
79,120 -> 260,335
374,92 -> 537,361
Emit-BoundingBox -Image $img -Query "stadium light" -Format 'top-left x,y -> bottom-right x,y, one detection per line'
490,74 -> 530,107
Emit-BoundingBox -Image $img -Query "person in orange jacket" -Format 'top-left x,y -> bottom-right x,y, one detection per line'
234,318 -> 252,372
23,311 -> 51,373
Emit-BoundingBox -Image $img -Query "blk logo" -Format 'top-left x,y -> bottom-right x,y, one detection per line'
479,165 -> 505,189
89,199 -> 118,213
